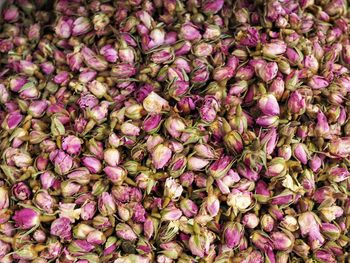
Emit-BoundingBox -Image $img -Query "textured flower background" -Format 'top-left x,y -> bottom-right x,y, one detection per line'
0,0 -> 350,262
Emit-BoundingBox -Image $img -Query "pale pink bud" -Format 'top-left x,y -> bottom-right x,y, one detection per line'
12,182 -> 31,201
103,148 -> 120,167
82,46 -> 108,71
288,91 -> 306,115
55,17 -> 73,39
262,39 -> 287,58
13,208 -> 40,229
180,22 -> 202,42
120,122 -> 140,136
258,93 -> 280,116
180,198 -> 198,217
98,192 -> 116,216
208,155 -> 234,179
72,17 -> 92,36
257,62 -> 278,82
3,5 -> 19,23
62,135 -> 82,155
293,143 -> 309,165
152,144 -> 172,169
100,44 -> 118,63
164,178 -> 183,200
115,223 -> 137,241
81,156 -> 102,173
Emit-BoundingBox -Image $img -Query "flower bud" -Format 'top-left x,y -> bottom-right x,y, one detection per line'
61,181 -> 81,197
13,208 -> 40,229
104,166 -> 127,185
261,214 -> 275,232
224,131 -> 243,154
271,231 -> 294,251
242,213 -> 259,229
152,144 -> 172,169
98,192 -> 116,216
12,182 -> 31,201
68,240 -> 95,255
293,239 -> 310,258
258,93 -> 280,116
187,156 -> 210,171
115,223 -> 137,241
72,17 -> 92,36
161,206 -> 182,221
62,135 -> 82,155
143,92 -> 170,114
34,190 -> 55,213
292,143 -> 309,165
288,91 -> 306,115
265,157 -> 287,178
208,155 -> 233,179
50,217 -> 72,241
180,22 -> 201,42
313,249 -> 336,263
256,115 -> 279,128
262,40 -> 287,58
74,223 -> 95,239
180,198 -> 198,218
50,150 -> 73,175
0,187 -> 9,210
82,46 -> 108,71
165,116 -> 186,138
321,223 -> 341,240
3,5 -> 20,23
257,62 -> 278,82
319,206 -> 343,222
87,230 -> 106,245
227,189 -> 253,212
81,156 -> 102,173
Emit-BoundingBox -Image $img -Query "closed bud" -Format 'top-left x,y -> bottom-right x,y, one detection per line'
224,131 -> 243,154
161,206 -> 182,221
261,214 -> 275,232
72,17 -> 92,36
292,143 -> 309,165
152,144 -> 172,169
98,192 -> 116,216
208,155 -> 233,179
13,208 -> 40,230
242,213 -> 259,229
271,231 -> 294,251
50,217 -> 72,241
115,223 -> 137,241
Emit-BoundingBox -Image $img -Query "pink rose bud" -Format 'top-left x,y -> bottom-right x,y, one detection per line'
19,60 -> 38,76
224,131 -> 243,154
319,206 -> 343,222
40,61 -> 55,75
188,234 -> 207,258
180,198 -> 198,217
271,231 -> 294,251
79,68 -> 97,83
40,171 -> 56,190
288,90 -> 306,115
200,96 -> 220,123
100,44 -> 118,63
66,50 -> 84,72
103,148 -> 120,167
152,144 -> 172,169
268,77 -> 285,100
98,192 -> 116,216
193,143 -> 217,159
61,181 -> 81,197
81,156 -> 102,173
202,0 -> 224,14
256,115 -> 279,128
50,150 -> 74,175
72,17 -> 92,36
115,223 -> 137,241
262,39 -> 287,58
293,143 -> 309,165
0,240 -> 11,258
34,190 -> 55,213
118,45 -> 135,63
111,63 -> 137,78
260,213 -> 275,232
208,155 -> 234,179
180,171 -> 195,187
205,193 -> 220,217
258,93 -> 280,116
321,223 -> 341,240
68,240 -> 95,255
120,122 -> 140,136
3,5 -> 20,23
164,116 -> 186,138
223,222 -> 244,249
0,187 -> 9,210
12,182 -> 31,201
315,111 -> 330,137
28,100 -> 48,118
2,111 -> 23,130
329,137 -> 350,157
81,201 -> 97,221
313,249 -> 336,263
87,230 -> 106,245
298,212 -> 325,250
62,135 -> 82,155
174,40 -> 192,56
103,236 -> 117,255
50,217 -> 72,241
143,114 -> 162,133
257,61 -> 278,82
308,75 -> 329,90
0,84 -> 10,103
265,157 -> 287,177
227,189 -> 253,211
328,166 -> 350,182
164,178 -> 183,201
278,145 -> 292,160
93,13 -> 110,31
13,208 -> 40,230
180,22 -> 202,42
104,166 -> 127,185
55,17 -> 73,39
242,213 -> 259,229
81,46 -> 108,71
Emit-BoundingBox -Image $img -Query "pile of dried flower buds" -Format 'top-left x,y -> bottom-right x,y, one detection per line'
1,0 -> 350,262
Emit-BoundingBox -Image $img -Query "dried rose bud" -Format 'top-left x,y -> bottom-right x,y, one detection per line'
161,206 -> 182,221
62,135 -> 82,155
313,249 -> 337,263
271,231 -> 294,251
115,223 -> 137,241
242,213 -> 259,229
227,189 -> 253,212
81,156 -> 102,173
50,217 -> 72,241
261,214 -> 275,232
3,5 -> 20,23
34,190 -> 55,213
224,131 -> 243,154
152,144 -> 172,169
208,155 -> 234,179
12,182 -> 31,201
262,40 -> 287,58
0,187 -> 9,210
13,208 -> 40,230
288,91 -> 306,115
292,143 -> 309,165
258,93 -> 280,116
98,192 -> 116,216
